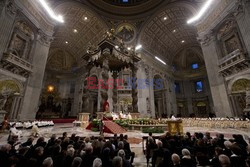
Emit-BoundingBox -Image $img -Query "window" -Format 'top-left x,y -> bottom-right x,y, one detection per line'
195,81 -> 203,92
175,82 -> 180,93
122,0 -> 128,2
192,63 -> 199,69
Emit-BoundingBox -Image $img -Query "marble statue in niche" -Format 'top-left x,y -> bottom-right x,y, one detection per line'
9,35 -> 26,57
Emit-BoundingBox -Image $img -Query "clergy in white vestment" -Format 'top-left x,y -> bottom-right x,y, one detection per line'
31,123 -> 39,137
9,123 -> 22,140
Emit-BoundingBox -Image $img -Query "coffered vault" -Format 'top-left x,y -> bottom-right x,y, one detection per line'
47,0 -> 201,68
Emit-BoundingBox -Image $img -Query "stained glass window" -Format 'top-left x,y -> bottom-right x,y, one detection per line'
195,81 -> 203,92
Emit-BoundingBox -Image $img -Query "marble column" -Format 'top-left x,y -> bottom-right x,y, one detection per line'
0,0 -> 17,59
9,95 -> 22,121
82,64 -> 94,113
100,59 -> 109,111
131,64 -> 138,113
199,34 -> 233,117
112,71 -> 118,112
19,31 -> 53,120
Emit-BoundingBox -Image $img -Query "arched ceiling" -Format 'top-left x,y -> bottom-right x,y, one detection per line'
50,2 -> 108,63
139,3 -> 199,63
47,48 -> 77,72
173,46 -> 204,70
45,0 -> 206,73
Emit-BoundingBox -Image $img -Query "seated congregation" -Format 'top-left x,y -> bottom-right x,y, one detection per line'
0,131 -> 250,167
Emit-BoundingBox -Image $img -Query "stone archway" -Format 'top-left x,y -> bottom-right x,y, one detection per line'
229,79 -> 250,117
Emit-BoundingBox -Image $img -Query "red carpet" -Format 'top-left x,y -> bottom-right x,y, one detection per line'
86,120 -> 126,134
103,120 -> 126,134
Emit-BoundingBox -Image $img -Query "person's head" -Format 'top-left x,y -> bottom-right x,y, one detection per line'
51,134 -> 56,140
157,141 -> 163,148
124,135 -> 128,140
27,137 -> 35,143
149,132 -> 153,136
71,157 -> 82,167
71,133 -> 76,138
182,148 -> 191,158
36,137 -> 45,144
85,145 -> 93,154
118,149 -> 126,159
35,146 -> 44,156
63,132 -> 67,138
119,134 -> 124,140
55,139 -> 62,145
18,147 -> 29,156
42,157 -> 53,167
215,147 -> 223,156
230,144 -> 242,155
171,153 -> 180,165
102,147 -> 110,157
93,158 -> 102,167
98,136 -> 104,142
219,154 -> 231,167
112,156 -> 123,167
85,137 -> 90,143
11,123 -> 16,128
224,141 -> 232,149
66,147 -> 75,157
118,141 -> 124,149
0,144 -> 11,153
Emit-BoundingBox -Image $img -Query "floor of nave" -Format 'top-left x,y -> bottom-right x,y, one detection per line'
0,124 -> 249,167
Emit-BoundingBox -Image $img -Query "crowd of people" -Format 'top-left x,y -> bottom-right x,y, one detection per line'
0,132 -> 134,167
0,128 -> 250,167
146,132 -> 250,167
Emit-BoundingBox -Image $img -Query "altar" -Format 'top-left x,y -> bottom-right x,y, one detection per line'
167,120 -> 183,135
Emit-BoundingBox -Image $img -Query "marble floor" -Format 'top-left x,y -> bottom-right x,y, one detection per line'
0,124 -> 249,167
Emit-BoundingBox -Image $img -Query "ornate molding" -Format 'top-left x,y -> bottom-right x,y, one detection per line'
5,0 -> 17,17
37,30 -> 53,46
233,0 -> 245,17
197,31 -> 215,46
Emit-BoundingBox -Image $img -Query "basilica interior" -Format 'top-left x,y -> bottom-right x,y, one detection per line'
0,0 -> 250,167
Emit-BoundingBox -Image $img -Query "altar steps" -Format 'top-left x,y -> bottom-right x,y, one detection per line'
103,120 -> 126,134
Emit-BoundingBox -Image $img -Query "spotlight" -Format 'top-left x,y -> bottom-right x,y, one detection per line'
135,44 -> 142,51
73,29 -> 78,33
65,41 -> 68,44
38,0 -> 64,23
155,56 -> 166,65
127,47 -> 131,51
187,0 -> 214,24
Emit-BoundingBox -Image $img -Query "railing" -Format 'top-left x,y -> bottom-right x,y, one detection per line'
2,52 -> 33,72
218,49 -> 249,73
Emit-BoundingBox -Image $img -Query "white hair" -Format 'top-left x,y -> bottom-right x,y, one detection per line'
93,158 -> 102,167
118,149 -> 126,158
42,157 -> 53,167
